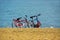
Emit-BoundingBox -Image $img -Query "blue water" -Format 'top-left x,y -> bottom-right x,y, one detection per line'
0,0 -> 60,28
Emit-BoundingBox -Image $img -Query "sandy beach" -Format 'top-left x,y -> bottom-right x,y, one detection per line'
0,28 -> 60,40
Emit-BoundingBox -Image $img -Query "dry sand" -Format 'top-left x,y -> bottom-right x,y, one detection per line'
0,28 -> 60,40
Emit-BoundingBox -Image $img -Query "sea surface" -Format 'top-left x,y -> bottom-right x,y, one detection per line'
0,0 -> 60,28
